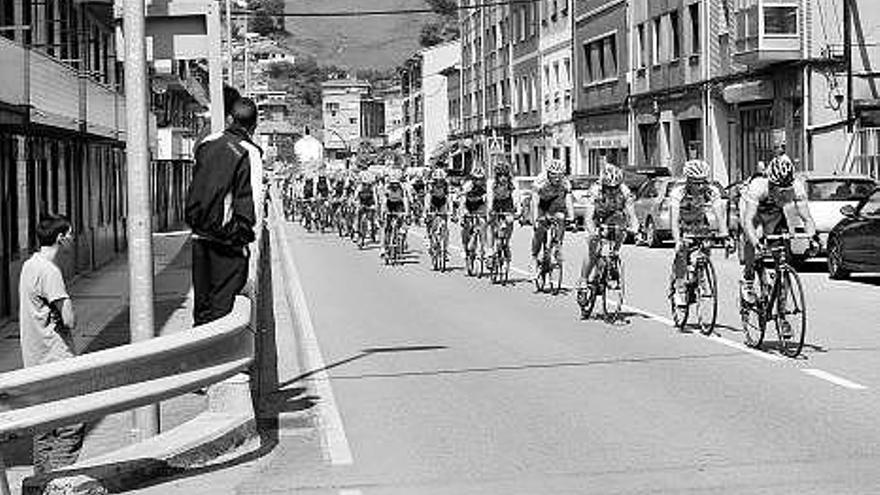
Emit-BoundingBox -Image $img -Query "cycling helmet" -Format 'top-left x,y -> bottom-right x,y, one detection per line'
600,163 -> 623,187
494,161 -> 511,177
359,171 -> 373,184
766,157 -> 794,186
683,160 -> 710,181
471,165 -> 486,178
431,168 -> 447,180
388,169 -> 403,183
547,159 -> 565,177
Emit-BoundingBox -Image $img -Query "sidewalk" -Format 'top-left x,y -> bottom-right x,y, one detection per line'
0,232 -> 207,492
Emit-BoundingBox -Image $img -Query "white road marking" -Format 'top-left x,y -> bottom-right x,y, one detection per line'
802,369 -> 868,390
705,334 -> 784,363
276,216 -> 355,466
339,490 -> 363,495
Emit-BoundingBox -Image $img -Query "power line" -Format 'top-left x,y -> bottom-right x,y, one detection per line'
232,0 -> 536,18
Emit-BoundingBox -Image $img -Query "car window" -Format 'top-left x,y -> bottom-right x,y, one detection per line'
638,181 -> 656,199
807,179 -> 876,201
859,191 -> 880,217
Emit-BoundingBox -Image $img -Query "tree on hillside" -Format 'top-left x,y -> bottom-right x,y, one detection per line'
250,0 -> 285,36
419,0 -> 459,48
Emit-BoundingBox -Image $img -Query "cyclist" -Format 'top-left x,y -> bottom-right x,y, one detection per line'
410,171 -> 427,223
578,162 -> 638,289
669,152 -> 728,307
380,169 -> 411,258
487,159 -> 517,250
301,173 -> 316,225
460,164 -> 489,260
354,170 -> 378,237
531,159 -> 574,280
330,171 -> 347,222
425,167 -> 451,224
740,143 -> 819,303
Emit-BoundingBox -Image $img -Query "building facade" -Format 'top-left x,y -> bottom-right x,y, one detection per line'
539,0 -> 575,174
321,79 -> 381,163
510,0 -> 542,177
573,0 -> 630,175
422,40 -> 461,168
400,55 -> 424,166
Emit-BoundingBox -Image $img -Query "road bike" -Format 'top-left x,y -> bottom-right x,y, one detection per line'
668,233 -> 729,334
356,206 -> 377,249
740,232 -> 811,358
427,212 -> 449,272
302,199 -> 316,232
462,213 -> 486,277
333,199 -> 348,237
383,211 -> 408,265
534,215 -> 565,295
577,224 -> 626,321
488,211 -> 513,285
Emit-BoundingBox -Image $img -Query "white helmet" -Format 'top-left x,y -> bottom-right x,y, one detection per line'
547,159 -> 566,177
766,157 -> 794,186
600,163 -> 623,187
388,169 -> 403,183
359,170 -> 373,184
683,160 -> 710,181
431,168 -> 447,180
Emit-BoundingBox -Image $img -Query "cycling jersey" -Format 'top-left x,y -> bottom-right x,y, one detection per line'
744,176 -> 807,233
412,180 -> 426,196
316,178 -> 330,198
588,183 -> 633,226
669,182 -> 721,232
386,183 -> 406,213
430,179 -> 448,200
464,178 -> 487,213
333,181 -> 345,198
303,179 -> 315,199
536,180 -> 571,215
358,186 -> 375,207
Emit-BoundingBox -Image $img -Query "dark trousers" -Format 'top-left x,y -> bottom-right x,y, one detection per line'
192,238 -> 249,326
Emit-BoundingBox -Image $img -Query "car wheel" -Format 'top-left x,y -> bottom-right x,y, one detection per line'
644,217 -> 660,248
827,236 -> 849,280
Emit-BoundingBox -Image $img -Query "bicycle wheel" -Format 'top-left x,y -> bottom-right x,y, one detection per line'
741,272 -> 767,348
602,257 -> 624,321
577,264 -> 600,320
475,235 -> 485,278
535,257 -> 547,292
775,265 -> 807,358
694,260 -> 718,336
550,256 -> 564,296
669,274 -> 689,330
500,243 -> 511,285
440,223 -> 448,272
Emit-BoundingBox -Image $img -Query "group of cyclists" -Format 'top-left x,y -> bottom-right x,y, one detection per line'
282,138 -> 820,354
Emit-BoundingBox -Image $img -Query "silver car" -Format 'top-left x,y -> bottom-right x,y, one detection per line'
788,174 -> 877,258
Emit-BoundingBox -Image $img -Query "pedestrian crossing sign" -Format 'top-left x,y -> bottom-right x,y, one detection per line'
488,136 -> 503,155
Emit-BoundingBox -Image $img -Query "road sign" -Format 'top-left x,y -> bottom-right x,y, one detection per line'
488,136 -> 503,155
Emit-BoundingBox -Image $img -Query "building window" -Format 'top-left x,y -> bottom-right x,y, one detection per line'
326,102 -> 340,117
652,18 -> 661,65
670,10 -> 680,60
530,76 -> 537,111
564,58 -> 571,86
689,3 -> 701,53
349,117 -> 357,125
637,24 -> 646,68
764,6 -> 797,35
553,61 -> 560,88
606,36 -> 617,75
583,34 -> 617,83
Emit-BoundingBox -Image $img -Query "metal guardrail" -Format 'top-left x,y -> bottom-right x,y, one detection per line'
0,296 -> 255,494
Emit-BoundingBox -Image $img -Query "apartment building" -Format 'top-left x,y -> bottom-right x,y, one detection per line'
573,0 -> 630,175
539,0 -> 575,173
322,79 -> 385,162
459,0 -> 512,175
423,41 -> 462,168
510,0 -> 542,176
377,85 -> 405,148
400,55 -> 424,166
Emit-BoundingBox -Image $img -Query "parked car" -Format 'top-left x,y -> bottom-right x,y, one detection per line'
514,176 -> 539,225
634,177 -> 727,247
827,187 -> 880,279
788,174 -> 877,258
570,175 -> 599,230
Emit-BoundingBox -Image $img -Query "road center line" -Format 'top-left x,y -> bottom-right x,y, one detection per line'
276,216 -> 355,466
802,369 -> 868,390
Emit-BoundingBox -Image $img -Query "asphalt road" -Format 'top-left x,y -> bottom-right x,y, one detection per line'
134,217 -> 880,494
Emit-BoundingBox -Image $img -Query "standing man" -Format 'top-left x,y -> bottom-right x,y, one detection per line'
19,214 -> 84,474
186,99 -> 261,325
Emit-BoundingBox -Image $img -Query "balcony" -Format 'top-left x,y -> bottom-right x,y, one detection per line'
733,0 -> 802,66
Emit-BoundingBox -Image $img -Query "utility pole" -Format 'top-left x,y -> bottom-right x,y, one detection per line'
244,0 -> 250,97
226,0 -> 233,85
123,0 -> 159,441
845,0 -> 853,132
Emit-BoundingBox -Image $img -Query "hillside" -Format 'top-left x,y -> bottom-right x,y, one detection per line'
282,0 -> 438,70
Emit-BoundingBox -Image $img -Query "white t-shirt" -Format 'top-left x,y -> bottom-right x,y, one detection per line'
18,252 -> 75,367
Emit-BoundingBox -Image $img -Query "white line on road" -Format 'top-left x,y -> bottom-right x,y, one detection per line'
802,369 -> 868,390
705,334 -> 784,363
276,217 -> 355,466
339,490 -> 363,495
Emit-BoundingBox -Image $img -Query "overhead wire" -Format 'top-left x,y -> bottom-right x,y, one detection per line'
233,0 -> 536,17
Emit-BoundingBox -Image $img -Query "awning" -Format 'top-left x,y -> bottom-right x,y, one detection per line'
723,80 -> 774,104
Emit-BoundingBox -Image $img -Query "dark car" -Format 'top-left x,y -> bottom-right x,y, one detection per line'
827,187 -> 880,279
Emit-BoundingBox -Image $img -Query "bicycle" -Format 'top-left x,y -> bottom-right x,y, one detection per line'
577,224 -> 626,321
668,233 -> 729,334
383,212 -> 408,265
427,212 -> 449,272
534,215 -> 565,295
462,213 -> 486,277
302,199 -> 315,231
333,200 -> 348,237
356,206 -> 377,249
739,232 -> 811,358
488,211 -> 513,285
